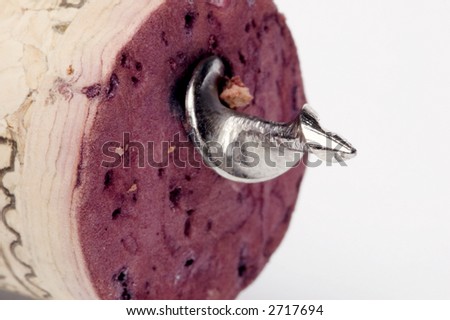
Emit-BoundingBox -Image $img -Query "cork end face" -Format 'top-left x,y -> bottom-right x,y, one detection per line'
76,0 -> 306,300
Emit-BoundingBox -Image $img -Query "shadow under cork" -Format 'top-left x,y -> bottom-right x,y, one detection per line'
0,290 -> 30,300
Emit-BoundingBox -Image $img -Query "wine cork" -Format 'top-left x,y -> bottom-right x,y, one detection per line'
0,0 -> 306,299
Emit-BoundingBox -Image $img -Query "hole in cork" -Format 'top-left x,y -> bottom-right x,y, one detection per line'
185,259 -> 195,267
104,170 -> 113,188
113,267 -> 128,284
185,12 -> 196,29
169,187 -> 182,207
238,51 -> 246,65
169,53 -> 234,120
208,35 -> 218,50
207,11 -> 218,26
168,58 -> 177,71
131,76 -> 140,86
112,208 -> 122,220
238,264 -> 247,277
206,220 -> 213,232
117,271 -> 126,282
81,83 -> 101,99
184,218 -> 192,237
135,62 -> 143,71
161,32 -> 169,46
120,288 -> 131,300
106,73 -> 119,100
120,53 -> 130,68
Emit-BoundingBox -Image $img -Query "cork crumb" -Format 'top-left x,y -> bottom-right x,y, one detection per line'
53,22 -> 70,34
66,65 -> 74,75
81,83 -> 101,99
220,76 -> 253,109
168,146 -> 176,154
115,147 -> 124,156
127,183 -> 138,193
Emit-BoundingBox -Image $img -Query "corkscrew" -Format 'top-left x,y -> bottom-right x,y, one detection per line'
185,56 -> 357,183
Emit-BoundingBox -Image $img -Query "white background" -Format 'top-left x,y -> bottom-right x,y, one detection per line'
1,0 -> 449,300
241,0 -> 450,299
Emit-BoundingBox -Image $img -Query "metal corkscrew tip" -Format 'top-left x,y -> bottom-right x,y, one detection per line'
184,56 -> 357,183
